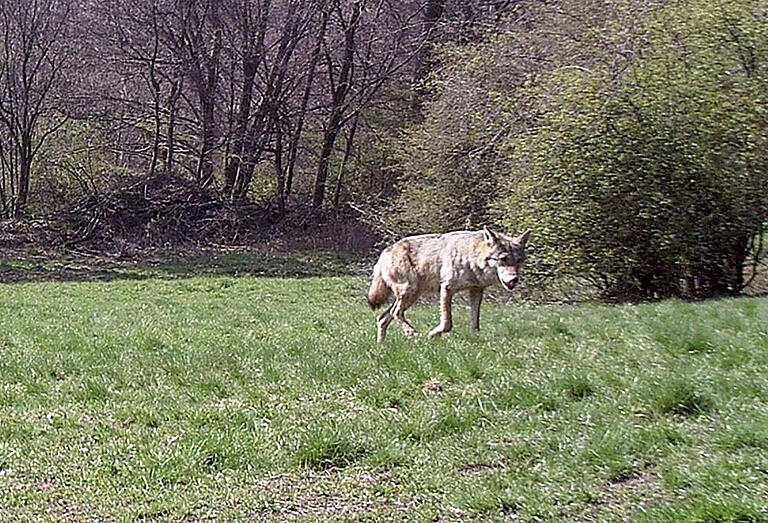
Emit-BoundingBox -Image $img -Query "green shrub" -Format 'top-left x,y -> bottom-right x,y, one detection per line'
396,0 -> 768,301
505,0 -> 768,300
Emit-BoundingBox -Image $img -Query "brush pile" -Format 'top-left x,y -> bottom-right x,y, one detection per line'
0,218 -> 65,249
0,173 -> 377,256
60,174 -> 268,251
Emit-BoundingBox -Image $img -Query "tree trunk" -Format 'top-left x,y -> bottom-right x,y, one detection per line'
313,126 -> 337,208
16,134 -> 33,217
191,7 -> 223,188
224,55 -> 258,197
198,82 -> 218,188
224,1 -> 269,198
232,115 -> 268,198
274,119 -> 285,215
331,114 -> 358,208
285,6 -> 328,198
312,0 -> 361,208
163,76 -> 182,173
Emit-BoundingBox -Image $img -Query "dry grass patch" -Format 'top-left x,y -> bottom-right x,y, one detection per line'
252,469 -> 417,521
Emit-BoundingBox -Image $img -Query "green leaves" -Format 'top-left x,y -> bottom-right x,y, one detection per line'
396,0 -> 767,301
504,0 -> 768,300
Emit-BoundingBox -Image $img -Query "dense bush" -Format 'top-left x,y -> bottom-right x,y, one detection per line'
397,0 -> 768,300
506,0 -> 768,300
392,1 -> 645,234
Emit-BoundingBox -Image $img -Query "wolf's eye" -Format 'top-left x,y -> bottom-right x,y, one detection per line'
499,253 -> 522,265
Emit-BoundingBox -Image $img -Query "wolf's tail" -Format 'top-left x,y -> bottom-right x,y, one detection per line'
367,263 -> 391,309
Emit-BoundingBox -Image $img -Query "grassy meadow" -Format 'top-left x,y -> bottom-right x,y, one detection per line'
0,253 -> 767,521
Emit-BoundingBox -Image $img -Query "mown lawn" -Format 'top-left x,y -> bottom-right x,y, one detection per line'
0,256 -> 767,521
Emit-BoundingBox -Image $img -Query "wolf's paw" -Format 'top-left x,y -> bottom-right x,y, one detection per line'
428,328 -> 443,339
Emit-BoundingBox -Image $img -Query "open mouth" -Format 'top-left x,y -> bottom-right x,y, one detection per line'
502,279 -> 517,291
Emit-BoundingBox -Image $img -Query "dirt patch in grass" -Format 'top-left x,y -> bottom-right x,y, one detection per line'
589,463 -> 668,520
251,469 -> 417,521
0,469 -> 104,522
456,460 -> 508,477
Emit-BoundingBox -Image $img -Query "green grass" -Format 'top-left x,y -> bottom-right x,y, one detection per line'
1,257 -> 767,520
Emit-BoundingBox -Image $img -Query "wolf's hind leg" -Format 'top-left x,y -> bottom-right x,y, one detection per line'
392,292 -> 418,338
377,303 -> 394,343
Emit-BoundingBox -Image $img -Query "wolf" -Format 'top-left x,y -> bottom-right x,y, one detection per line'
367,227 -> 530,342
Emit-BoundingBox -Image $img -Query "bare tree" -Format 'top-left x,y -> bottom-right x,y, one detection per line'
100,0 -> 186,177
283,1 -> 329,199
311,0 -> 427,208
222,0 -> 270,199
311,0 -> 362,208
175,1 -> 223,187
0,0 -> 73,217
0,0 -> 513,223
222,0 -> 319,207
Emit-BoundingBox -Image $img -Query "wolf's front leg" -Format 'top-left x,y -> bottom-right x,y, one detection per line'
429,284 -> 454,338
468,288 -> 483,332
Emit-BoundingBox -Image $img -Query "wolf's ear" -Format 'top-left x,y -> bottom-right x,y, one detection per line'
483,226 -> 498,246
515,229 -> 531,247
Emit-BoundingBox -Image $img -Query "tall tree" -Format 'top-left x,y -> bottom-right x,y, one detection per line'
283,1 -> 329,200
222,0 -> 271,199
312,0 -> 362,208
177,0 -> 223,187
311,0 -> 426,208
0,0 -> 73,217
101,0 -> 186,177
223,0 -> 317,204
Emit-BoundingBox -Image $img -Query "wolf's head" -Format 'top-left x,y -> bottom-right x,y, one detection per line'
483,227 -> 530,291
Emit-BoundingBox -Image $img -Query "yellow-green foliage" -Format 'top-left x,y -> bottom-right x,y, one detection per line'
393,35 -> 527,233
506,0 -> 768,299
396,0 -> 768,300
31,121 -> 134,213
